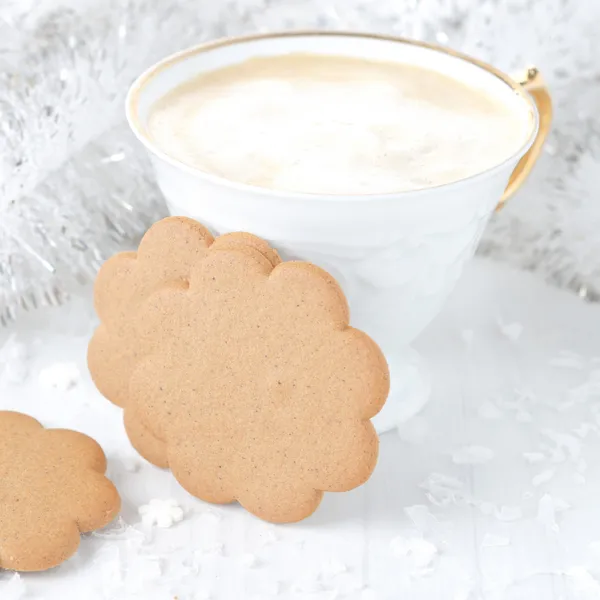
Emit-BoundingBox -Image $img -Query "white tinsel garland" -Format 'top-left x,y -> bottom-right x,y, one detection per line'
1,0 -> 599,323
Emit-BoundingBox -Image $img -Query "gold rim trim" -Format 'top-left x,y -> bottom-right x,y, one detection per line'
127,30 -> 543,201
499,66 -> 552,205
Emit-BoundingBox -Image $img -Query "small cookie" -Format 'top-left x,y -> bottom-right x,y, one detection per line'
0,411 -> 121,571
91,216 -> 389,523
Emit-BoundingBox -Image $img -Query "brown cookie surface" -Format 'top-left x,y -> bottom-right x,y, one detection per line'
89,216 -> 388,523
88,218 -> 281,409
0,411 -> 121,571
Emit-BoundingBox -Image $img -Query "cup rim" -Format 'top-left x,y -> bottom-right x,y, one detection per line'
126,30 -> 540,202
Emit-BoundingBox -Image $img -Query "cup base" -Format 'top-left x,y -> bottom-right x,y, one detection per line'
372,346 -> 432,434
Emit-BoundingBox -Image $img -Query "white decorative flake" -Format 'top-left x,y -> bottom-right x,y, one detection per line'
553,497 -> 571,512
565,566 -> 600,595
143,555 -> 162,579
2,573 -> 26,600
557,398 -> 577,412
494,395 -> 518,411
404,504 -> 438,536
574,423 -> 596,438
121,456 -> 141,473
516,409 -> 533,423
453,585 -> 475,600
496,505 -> 523,522
566,376 -> 600,407
549,353 -> 586,369
361,588 -> 377,600
259,579 -> 281,596
39,361 -> 80,391
108,550 -> 163,592
100,151 -> 126,163
497,319 -> 523,341
256,526 -> 278,547
532,469 -> 555,487
195,542 -> 224,557
390,536 -> 438,571
542,429 -> 582,460
94,545 -> 123,591
339,576 -> 362,593
481,533 -> 510,548
461,329 -> 474,345
139,498 -> 184,528
92,516 -> 144,541
452,445 -> 495,465
523,452 -> 546,463
435,31 -> 449,44
420,472 -> 464,506
549,446 -> 568,464
589,540 -> 600,559
0,335 -> 29,384
479,502 -> 497,516
537,494 -> 559,533
292,574 -> 323,593
477,400 -> 503,420
516,387 -> 538,404
323,558 -> 347,577
240,553 -> 258,568
199,509 -> 222,525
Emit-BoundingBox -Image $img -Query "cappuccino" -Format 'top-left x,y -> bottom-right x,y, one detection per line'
148,53 -> 532,194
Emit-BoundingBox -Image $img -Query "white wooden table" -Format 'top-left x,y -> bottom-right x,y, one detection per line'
1,257 -> 600,600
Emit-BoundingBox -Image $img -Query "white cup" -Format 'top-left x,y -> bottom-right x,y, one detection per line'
126,31 -> 551,433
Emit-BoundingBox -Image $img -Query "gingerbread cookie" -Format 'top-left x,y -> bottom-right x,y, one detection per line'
88,218 -> 281,410
88,218 -> 283,467
90,217 -> 389,523
88,217 -> 215,408
0,411 -> 120,571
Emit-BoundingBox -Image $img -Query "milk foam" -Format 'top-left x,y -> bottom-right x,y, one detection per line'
148,54 -> 532,194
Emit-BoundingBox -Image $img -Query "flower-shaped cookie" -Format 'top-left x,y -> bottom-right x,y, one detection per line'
0,411 -> 120,571
88,217 -> 282,467
121,234 -> 389,523
88,217 -> 216,409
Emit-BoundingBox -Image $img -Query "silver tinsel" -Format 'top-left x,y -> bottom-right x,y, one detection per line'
1,0 -> 600,323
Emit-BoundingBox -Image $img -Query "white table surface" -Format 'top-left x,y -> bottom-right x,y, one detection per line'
1,257 -> 600,600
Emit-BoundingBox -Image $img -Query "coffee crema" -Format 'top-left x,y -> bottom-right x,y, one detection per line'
147,53 -> 532,195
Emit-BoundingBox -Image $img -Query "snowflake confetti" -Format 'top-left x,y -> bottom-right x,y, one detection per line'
139,498 -> 184,528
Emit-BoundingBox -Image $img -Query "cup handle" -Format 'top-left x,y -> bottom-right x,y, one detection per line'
498,67 -> 552,207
